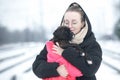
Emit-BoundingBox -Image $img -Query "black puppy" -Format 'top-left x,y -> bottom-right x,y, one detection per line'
52,26 -> 92,64
52,26 -> 82,53
52,26 -> 74,49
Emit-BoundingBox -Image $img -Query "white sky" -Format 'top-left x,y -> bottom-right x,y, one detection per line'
0,0 -> 119,36
0,0 -> 41,31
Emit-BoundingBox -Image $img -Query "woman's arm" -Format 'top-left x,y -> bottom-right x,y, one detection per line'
62,40 -> 102,77
32,46 -> 59,78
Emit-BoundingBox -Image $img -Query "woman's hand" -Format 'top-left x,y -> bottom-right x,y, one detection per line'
52,42 -> 64,55
57,65 -> 68,78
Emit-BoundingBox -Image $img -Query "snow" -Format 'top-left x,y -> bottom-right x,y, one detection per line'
96,63 -> 120,80
96,40 -> 120,80
0,41 -> 120,80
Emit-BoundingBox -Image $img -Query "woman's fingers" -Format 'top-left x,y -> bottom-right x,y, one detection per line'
56,42 -> 60,47
52,45 -> 64,55
57,65 -> 68,78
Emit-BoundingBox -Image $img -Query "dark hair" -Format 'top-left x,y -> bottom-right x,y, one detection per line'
52,26 -> 84,56
52,26 -> 74,48
53,26 -> 74,42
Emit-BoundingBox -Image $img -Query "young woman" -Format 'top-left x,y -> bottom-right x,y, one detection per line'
32,2 -> 102,80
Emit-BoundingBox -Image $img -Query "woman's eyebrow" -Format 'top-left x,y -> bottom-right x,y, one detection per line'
64,20 -> 69,22
72,19 -> 77,22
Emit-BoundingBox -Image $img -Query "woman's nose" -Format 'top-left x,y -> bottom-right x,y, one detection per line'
68,23 -> 72,28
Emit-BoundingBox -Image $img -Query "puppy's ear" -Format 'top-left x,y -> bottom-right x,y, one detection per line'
53,27 -> 63,42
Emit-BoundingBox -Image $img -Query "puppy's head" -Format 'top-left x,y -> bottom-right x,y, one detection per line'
53,26 -> 74,42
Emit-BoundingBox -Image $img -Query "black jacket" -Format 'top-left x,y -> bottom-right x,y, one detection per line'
32,2 -> 102,80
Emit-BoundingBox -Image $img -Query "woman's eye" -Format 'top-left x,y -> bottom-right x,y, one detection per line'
72,22 -> 77,25
64,22 -> 69,25
73,23 -> 77,24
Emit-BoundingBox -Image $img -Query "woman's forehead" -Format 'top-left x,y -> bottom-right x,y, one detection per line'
64,12 -> 81,20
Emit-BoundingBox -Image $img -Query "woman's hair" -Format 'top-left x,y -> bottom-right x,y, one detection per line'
66,2 -> 86,22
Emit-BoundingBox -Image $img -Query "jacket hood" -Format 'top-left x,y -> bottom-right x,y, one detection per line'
60,2 -> 95,43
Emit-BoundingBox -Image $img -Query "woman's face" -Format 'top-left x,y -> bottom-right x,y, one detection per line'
63,11 -> 84,34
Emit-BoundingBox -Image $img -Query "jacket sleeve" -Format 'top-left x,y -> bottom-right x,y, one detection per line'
62,40 -> 102,77
32,45 -> 59,78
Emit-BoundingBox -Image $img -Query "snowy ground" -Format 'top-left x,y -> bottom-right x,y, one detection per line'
97,40 -> 120,80
20,62 -> 120,80
0,40 -> 120,80
96,63 -> 120,80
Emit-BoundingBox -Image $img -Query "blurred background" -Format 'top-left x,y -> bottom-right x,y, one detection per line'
0,0 -> 120,80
